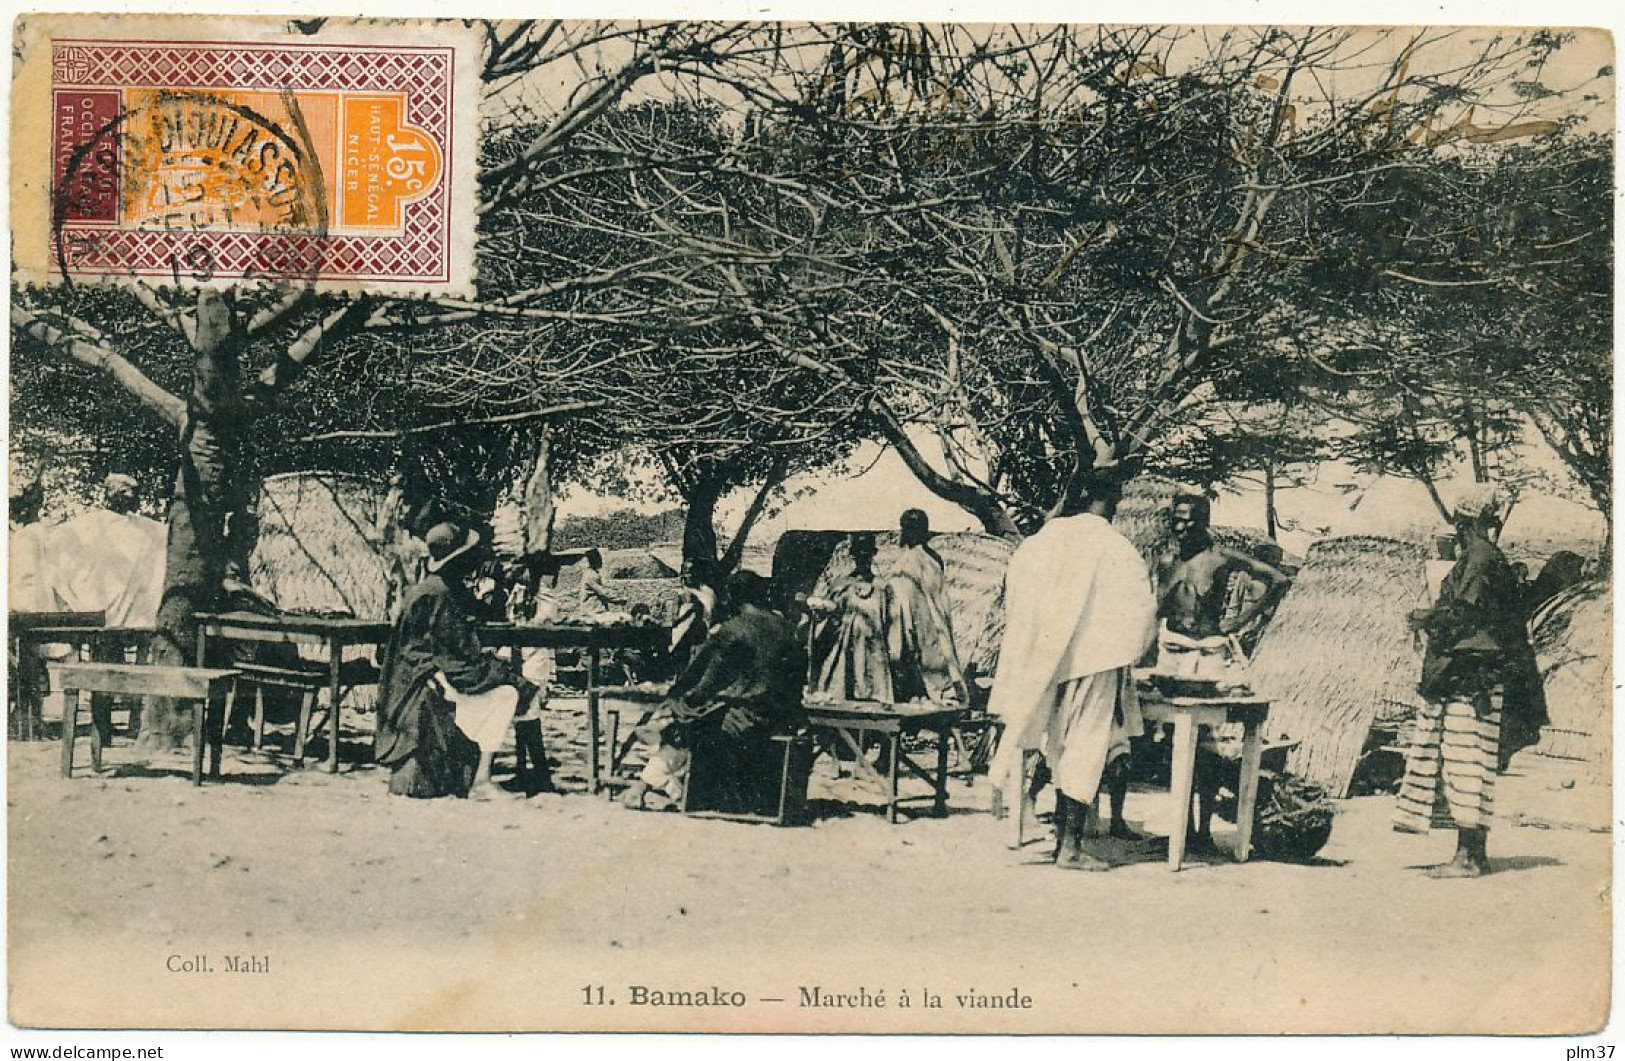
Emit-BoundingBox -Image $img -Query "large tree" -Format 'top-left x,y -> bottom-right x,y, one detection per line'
1304,133 -> 1611,530
10,20 -> 790,747
616,26 -> 1609,534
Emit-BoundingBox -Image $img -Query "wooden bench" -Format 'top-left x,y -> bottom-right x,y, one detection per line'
50,663 -> 240,786
232,658 -> 380,765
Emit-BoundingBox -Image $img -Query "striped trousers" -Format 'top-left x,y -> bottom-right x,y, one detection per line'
1394,695 -> 1502,834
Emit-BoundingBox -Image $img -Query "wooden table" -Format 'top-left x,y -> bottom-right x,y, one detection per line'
195,612 -> 390,773
478,622 -> 665,794
8,613 -> 153,741
1137,693 -> 1272,871
51,662 -> 239,785
804,700 -> 967,823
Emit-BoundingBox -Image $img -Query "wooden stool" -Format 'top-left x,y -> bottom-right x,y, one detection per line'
51,663 -> 240,786
683,732 -> 815,826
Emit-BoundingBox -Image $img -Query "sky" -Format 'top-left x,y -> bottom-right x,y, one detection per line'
555,422 -> 1609,560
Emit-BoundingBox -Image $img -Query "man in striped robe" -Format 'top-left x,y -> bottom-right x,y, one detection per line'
1396,484 -> 1547,877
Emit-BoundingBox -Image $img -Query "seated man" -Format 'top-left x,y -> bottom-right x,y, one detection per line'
624,571 -> 806,813
375,523 -> 545,800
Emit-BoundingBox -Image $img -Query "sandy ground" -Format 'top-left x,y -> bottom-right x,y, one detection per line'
6,696 -> 1612,1034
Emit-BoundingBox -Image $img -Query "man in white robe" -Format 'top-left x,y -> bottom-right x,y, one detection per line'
989,474 -> 1158,870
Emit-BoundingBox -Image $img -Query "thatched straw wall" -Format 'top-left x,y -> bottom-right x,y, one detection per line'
1529,580 -> 1611,780
1114,477 -> 1183,560
250,472 -> 403,620
1248,536 -> 1430,797
810,531 -> 1016,681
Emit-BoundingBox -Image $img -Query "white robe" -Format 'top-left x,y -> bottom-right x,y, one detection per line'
47,509 -> 167,627
988,513 -> 1158,804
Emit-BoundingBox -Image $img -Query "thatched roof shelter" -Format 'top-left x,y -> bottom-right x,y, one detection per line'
1248,535 -> 1430,797
1529,579 -> 1610,780
770,530 -> 849,615
250,471 -> 409,620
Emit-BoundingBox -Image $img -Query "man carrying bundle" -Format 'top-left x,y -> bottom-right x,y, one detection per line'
989,468 -> 1158,870
1396,484 -> 1547,877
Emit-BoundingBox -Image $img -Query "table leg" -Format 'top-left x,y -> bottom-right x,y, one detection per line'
211,682 -> 234,780
90,696 -> 105,773
20,634 -> 44,741
293,689 -> 314,766
59,688 -> 80,778
191,697 -> 205,787
327,647 -> 342,774
131,637 -> 150,737
1008,751 -> 1032,850
1168,717 -> 1198,871
887,732 -> 900,825
587,648 -> 602,795
934,724 -> 949,817
1235,720 -> 1264,863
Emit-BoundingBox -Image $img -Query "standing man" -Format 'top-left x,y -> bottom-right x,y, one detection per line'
886,509 -> 969,706
989,469 -> 1159,871
1154,492 -> 1292,851
1155,493 -> 1291,668
375,523 -> 545,799
1396,485 -> 1546,877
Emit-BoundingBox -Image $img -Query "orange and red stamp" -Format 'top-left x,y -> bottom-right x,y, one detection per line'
16,18 -> 479,293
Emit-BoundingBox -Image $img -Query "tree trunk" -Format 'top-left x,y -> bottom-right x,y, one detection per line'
138,299 -> 256,752
1462,400 -> 1486,482
682,477 -> 723,572
719,462 -> 790,574
491,427 -> 554,559
1264,463 -> 1279,541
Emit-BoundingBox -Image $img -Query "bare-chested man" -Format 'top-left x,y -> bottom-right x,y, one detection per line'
1157,494 -> 1289,643
1154,492 -> 1291,852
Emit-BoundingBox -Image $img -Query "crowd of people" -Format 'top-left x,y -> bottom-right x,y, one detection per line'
369,474 -> 1552,880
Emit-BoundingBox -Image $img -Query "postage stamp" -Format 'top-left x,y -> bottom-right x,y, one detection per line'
12,16 -> 480,294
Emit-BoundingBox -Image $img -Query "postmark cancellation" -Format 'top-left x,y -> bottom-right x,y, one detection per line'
12,15 -> 481,295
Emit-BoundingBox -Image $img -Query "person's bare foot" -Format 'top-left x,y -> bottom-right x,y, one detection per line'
619,781 -> 650,809
468,784 -> 523,802
1109,820 -> 1148,842
1056,848 -> 1112,871
1424,854 -> 1486,879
